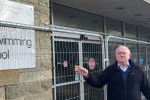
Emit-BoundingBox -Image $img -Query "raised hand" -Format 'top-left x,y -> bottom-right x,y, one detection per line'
74,65 -> 89,78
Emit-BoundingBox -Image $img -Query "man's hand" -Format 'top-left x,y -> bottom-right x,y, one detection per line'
74,65 -> 89,78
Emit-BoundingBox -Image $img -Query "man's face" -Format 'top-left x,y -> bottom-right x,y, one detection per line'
115,46 -> 131,65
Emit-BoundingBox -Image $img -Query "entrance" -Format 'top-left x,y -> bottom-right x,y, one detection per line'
52,32 -> 104,100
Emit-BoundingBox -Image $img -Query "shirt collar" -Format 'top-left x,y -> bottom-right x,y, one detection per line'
118,62 -> 130,68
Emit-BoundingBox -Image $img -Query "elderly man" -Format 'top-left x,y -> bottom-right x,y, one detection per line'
75,45 -> 150,100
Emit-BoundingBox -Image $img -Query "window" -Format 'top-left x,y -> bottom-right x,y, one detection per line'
105,17 -> 122,36
125,23 -> 137,38
53,3 -> 103,32
139,26 -> 150,40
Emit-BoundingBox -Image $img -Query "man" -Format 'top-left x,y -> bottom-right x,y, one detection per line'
75,45 -> 150,100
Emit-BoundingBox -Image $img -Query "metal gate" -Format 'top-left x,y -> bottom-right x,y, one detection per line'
52,31 -> 105,100
105,35 -> 150,100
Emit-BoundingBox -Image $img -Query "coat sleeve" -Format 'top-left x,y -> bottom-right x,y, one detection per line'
140,70 -> 150,100
83,66 -> 110,88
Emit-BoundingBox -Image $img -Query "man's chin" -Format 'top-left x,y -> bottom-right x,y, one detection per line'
118,61 -> 126,64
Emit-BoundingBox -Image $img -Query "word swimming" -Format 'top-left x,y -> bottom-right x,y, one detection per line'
0,36 -> 32,48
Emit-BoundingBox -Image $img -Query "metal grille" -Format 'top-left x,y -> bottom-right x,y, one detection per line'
54,41 -> 79,84
82,43 -> 103,100
148,47 -> 150,82
52,32 -> 104,100
84,82 -> 104,100
56,83 -> 80,100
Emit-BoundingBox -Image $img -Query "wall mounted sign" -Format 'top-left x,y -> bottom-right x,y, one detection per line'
0,0 -> 34,25
0,0 -> 35,70
0,26 -> 35,70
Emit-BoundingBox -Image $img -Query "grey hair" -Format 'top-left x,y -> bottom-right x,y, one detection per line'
115,45 -> 131,54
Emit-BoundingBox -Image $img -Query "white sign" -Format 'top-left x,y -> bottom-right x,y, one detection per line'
75,74 -> 79,81
0,26 -> 35,70
0,0 -> 34,25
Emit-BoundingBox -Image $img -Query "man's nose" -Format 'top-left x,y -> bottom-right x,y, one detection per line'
120,53 -> 124,56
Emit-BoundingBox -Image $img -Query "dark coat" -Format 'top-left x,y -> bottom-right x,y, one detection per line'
84,59 -> 150,100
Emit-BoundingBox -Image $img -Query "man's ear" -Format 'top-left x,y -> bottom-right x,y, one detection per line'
129,54 -> 131,58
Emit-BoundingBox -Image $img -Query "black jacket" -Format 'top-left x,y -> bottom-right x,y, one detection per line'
84,59 -> 150,100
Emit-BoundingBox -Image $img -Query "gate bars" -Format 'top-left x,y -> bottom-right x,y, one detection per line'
51,27 -> 106,100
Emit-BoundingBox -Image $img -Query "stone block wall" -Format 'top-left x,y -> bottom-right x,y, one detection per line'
1,0 -> 52,100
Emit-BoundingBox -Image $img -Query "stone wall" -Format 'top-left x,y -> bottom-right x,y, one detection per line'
1,0 -> 52,100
